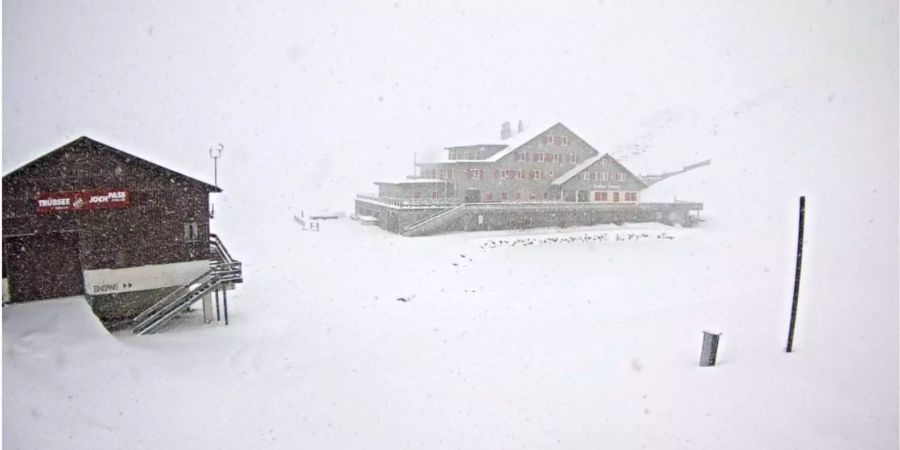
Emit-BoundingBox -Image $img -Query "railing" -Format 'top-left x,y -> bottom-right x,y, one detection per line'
356,194 -> 460,208
403,203 -> 468,236
132,234 -> 243,335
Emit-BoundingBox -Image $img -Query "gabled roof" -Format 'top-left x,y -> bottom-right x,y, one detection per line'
3,136 -> 222,192
551,153 -> 648,188
420,122 -> 576,165
483,122 -> 562,163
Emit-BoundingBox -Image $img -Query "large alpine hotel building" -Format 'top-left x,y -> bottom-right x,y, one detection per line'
355,121 -> 704,235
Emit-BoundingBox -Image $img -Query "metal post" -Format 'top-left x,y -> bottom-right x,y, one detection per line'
700,331 -> 722,367
215,289 -> 221,321
209,143 -> 224,187
223,287 -> 229,326
786,196 -> 806,352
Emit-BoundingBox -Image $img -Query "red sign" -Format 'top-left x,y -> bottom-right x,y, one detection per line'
35,189 -> 130,213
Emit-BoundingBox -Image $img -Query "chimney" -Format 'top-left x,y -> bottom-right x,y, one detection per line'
500,121 -> 512,140
517,119 -> 524,133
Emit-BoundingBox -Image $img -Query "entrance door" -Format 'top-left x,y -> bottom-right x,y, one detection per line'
4,232 -> 84,302
612,192 -> 620,202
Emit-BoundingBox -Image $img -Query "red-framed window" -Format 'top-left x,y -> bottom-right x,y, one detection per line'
595,192 -> 608,201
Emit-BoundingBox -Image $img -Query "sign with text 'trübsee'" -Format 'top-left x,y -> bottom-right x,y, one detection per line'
35,189 -> 130,213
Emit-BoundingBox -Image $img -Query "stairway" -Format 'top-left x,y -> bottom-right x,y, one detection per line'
132,234 -> 242,335
402,203 -> 468,237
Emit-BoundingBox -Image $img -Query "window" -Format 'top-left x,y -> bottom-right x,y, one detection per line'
570,153 -> 578,163
471,169 -> 483,179
515,192 -> 522,200
562,136 -> 569,146
485,192 -> 494,201
601,158 -> 610,167
594,192 -> 608,201
612,192 -> 620,202
533,153 -> 543,162
600,172 -> 609,181
501,192 -> 508,201
544,136 -> 553,145
517,151 -> 527,162
494,169 -> 500,179
581,172 -> 590,181
618,173 -> 627,182
530,193 -> 537,200
517,170 -> 524,179
553,153 -> 561,163
533,170 -> 542,180
544,153 -> 552,162
553,136 -> 562,145
184,222 -> 201,242
625,192 -> 638,202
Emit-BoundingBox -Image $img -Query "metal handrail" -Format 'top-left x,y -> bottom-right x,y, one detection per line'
133,234 -> 243,335
356,194 -> 460,208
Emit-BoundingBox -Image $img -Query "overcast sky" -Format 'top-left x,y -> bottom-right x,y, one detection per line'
3,0 -> 896,209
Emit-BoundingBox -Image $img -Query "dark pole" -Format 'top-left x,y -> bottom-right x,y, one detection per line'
215,289 -> 220,321
223,287 -> 229,326
786,196 -> 806,352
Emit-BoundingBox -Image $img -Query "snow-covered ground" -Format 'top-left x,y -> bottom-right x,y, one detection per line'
4,119 -> 897,448
3,1 -> 897,449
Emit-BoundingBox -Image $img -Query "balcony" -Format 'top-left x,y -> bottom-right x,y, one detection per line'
356,194 -> 460,208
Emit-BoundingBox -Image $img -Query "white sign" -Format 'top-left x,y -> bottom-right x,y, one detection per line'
83,260 -> 209,295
